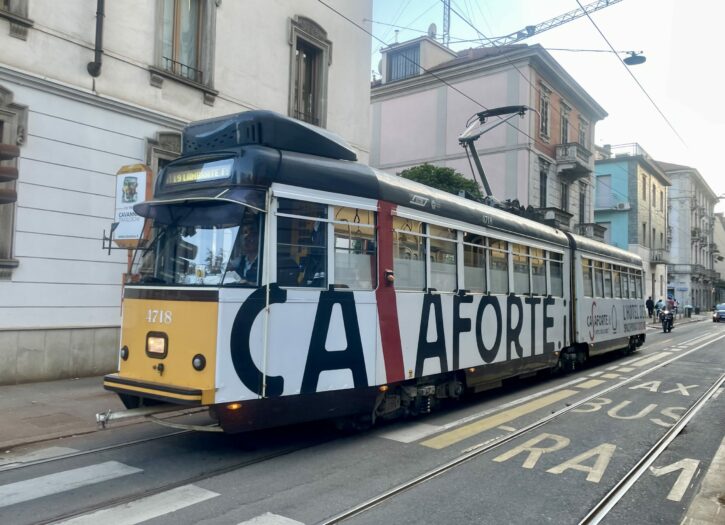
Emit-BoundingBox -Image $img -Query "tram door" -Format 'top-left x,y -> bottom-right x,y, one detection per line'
264,197 -> 378,397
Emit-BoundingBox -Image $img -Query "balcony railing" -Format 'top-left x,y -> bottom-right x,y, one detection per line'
556,142 -> 593,181
650,249 -> 669,264
575,222 -> 606,241
161,56 -> 203,84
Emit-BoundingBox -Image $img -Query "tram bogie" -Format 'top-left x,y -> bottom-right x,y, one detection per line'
102,110 -> 647,433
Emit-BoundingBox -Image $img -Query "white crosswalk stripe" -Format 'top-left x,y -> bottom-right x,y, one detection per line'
0,461 -> 141,508
238,512 -> 305,525
55,484 -> 219,525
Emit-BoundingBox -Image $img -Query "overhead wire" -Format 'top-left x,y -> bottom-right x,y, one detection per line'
575,0 -> 687,147
316,0 -> 537,144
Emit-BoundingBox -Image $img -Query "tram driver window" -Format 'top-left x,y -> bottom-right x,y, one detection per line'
276,199 -> 327,287
333,207 -> 376,289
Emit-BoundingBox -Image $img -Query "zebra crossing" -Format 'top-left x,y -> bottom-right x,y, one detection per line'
0,451 -> 304,524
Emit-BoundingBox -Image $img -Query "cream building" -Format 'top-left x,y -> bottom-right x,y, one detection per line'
0,0 -> 372,384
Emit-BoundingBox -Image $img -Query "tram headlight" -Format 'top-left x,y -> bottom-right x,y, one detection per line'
120,346 -> 129,361
146,332 -> 168,358
192,354 -> 206,371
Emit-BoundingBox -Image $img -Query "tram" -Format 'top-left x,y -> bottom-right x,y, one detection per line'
103,110 -> 646,432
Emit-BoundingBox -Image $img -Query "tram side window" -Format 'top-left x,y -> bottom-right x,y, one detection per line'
463,233 -> 486,293
635,272 -> 643,299
531,248 -> 547,296
512,244 -> 530,294
603,263 -> 613,298
549,252 -> 564,297
629,273 -> 637,299
582,258 -> 593,297
612,266 -> 622,298
594,261 -> 604,298
429,225 -> 457,292
489,239 -> 509,294
333,207 -> 376,289
393,217 -> 425,290
622,270 -> 630,298
276,199 -> 327,287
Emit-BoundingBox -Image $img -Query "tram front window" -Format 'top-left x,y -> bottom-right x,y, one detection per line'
133,204 -> 262,287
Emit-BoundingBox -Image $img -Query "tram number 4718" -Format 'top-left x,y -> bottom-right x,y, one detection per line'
146,309 -> 173,325
493,432 -> 700,502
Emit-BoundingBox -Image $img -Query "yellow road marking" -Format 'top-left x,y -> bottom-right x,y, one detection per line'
601,373 -> 620,379
576,379 -> 607,389
617,367 -> 634,372
421,389 -> 579,449
631,352 -> 671,368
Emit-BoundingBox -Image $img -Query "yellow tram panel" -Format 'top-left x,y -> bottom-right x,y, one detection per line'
116,297 -> 218,405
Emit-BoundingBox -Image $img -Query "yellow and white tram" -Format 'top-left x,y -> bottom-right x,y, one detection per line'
103,111 -> 646,432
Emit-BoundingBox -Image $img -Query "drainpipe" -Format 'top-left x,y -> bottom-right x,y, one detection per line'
87,0 -> 105,77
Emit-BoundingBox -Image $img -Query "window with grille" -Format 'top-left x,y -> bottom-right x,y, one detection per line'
387,45 -> 419,82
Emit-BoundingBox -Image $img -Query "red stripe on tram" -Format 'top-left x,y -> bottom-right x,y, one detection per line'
376,201 -> 405,383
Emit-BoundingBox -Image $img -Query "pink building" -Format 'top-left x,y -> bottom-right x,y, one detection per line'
371,37 -> 607,233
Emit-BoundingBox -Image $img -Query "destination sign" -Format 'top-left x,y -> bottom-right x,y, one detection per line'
165,158 -> 234,185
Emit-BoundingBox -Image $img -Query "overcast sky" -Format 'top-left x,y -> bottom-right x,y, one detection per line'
370,0 -> 725,213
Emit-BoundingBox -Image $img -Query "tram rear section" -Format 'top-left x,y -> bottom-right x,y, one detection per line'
102,110 -> 646,433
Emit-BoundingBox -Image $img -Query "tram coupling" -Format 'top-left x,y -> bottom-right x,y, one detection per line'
95,404 -> 223,432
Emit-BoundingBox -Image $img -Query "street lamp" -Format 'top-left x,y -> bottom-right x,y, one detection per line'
546,47 -> 646,66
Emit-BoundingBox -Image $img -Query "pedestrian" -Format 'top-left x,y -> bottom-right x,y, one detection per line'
655,298 -> 665,320
646,296 -> 654,319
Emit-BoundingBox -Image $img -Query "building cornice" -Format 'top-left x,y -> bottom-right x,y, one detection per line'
0,64 -> 187,130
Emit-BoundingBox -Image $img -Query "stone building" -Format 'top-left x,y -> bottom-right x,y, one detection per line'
0,0 -> 372,384
657,162 -> 720,311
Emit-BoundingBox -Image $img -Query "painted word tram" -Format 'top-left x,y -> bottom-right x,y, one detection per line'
102,111 -> 646,433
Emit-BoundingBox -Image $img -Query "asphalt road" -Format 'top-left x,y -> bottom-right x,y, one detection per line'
0,321 -> 723,525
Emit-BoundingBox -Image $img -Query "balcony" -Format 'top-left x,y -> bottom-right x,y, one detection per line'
575,222 -> 606,241
535,207 -> 573,231
650,249 -> 669,264
556,142 -> 593,181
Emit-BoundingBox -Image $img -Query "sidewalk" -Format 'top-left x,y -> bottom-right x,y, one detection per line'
645,313 -> 709,330
0,376 -> 123,450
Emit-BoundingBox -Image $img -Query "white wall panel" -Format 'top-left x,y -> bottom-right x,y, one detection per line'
19,183 -> 114,218
11,257 -> 126,286
14,232 -> 117,261
0,305 -> 121,329
28,111 -> 145,160
19,158 -> 116,197
16,207 -> 117,239
0,282 -> 121,308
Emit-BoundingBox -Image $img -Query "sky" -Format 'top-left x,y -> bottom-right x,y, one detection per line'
369,0 -> 725,213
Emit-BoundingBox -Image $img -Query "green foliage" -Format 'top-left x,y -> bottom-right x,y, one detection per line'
398,163 -> 483,200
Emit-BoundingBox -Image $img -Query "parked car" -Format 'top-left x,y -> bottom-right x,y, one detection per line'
713,304 -> 725,322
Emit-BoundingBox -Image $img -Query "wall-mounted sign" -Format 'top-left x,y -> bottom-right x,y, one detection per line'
114,164 -> 152,249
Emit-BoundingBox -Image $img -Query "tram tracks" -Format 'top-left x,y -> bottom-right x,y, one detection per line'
318,331 -> 725,524
38,441 -> 322,525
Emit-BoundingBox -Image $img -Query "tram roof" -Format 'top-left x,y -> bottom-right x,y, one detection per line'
567,232 -> 642,267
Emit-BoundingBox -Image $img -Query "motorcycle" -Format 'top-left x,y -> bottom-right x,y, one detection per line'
660,309 -> 674,333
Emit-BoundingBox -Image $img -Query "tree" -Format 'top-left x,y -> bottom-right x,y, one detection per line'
398,163 -> 483,200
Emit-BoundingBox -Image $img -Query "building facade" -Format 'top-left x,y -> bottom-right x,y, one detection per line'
371,37 -> 607,234
657,162 -> 720,311
594,144 -> 670,302
714,213 -> 725,303
0,0 -> 372,384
